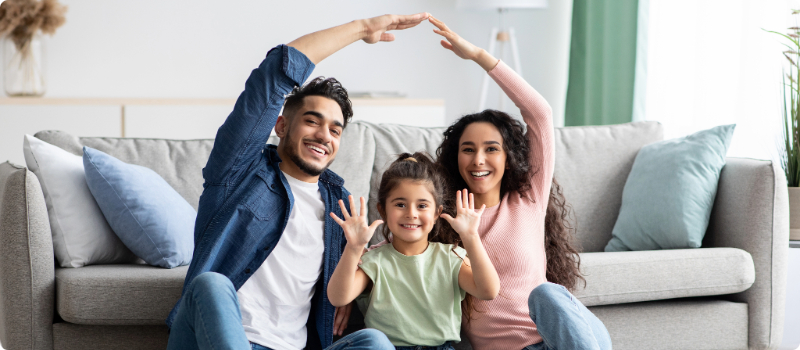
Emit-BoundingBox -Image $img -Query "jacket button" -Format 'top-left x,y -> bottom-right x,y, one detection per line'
264,245 -> 271,251
271,184 -> 276,189
245,268 -> 251,273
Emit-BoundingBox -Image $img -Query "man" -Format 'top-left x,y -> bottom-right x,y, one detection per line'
166,13 -> 430,350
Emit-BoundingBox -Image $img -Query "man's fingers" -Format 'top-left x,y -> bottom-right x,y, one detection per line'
333,306 -> 345,335
396,12 -> 430,24
380,33 -> 395,42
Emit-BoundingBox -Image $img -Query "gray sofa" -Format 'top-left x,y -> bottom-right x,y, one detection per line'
0,121 -> 788,350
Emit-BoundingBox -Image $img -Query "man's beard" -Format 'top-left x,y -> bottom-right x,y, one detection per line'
283,130 -> 334,177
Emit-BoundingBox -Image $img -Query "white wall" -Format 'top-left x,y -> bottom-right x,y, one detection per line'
29,0 -> 573,126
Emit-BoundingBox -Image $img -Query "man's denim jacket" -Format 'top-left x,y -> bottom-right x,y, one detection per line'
166,44 -> 350,349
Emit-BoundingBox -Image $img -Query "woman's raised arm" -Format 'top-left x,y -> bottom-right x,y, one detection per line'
429,16 -> 499,72
431,16 -> 554,209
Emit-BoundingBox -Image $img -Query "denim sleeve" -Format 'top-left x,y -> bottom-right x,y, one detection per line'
202,44 -> 315,185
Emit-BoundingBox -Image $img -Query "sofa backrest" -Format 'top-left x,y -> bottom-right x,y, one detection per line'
35,120 -> 662,253
360,121 -> 663,252
34,122 -> 377,212
34,130 -> 214,211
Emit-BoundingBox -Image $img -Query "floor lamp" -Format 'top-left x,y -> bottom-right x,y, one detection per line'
456,0 -> 548,111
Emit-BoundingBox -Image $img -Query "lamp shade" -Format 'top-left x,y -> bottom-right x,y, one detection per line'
456,0 -> 547,10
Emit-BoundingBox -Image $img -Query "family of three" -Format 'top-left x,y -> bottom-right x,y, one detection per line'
165,12 -> 613,350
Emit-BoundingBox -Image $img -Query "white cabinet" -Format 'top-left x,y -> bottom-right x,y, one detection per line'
0,98 -> 445,166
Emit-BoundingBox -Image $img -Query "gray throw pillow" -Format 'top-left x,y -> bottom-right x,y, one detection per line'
605,124 -> 735,251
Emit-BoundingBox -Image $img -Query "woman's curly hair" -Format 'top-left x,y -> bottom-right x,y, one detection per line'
434,110 -> 585,321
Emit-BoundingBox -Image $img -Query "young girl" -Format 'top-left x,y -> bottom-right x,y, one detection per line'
327,152 -> 500,350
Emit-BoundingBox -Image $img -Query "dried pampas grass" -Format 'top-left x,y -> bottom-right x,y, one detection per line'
0,0 -> 66,50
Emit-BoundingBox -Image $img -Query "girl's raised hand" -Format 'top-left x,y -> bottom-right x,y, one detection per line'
330,195 -> 383,248
441,189 -> 485,240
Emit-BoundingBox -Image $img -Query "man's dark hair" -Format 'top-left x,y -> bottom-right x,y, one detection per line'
283,77 -> 353,127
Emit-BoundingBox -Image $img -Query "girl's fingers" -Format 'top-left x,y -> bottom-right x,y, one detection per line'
456,190 -> 463,210
348,195 -> 357,217
469,193 -> 475,210
359,197 -> 367,217
462,189 -> 469,208
477,204 -> 486,215
440,213 -> 454,223
368,220 -> 384,231
338,199 -> 350,220
329,212 -> 345,225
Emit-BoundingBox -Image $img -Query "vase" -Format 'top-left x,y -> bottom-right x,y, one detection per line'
790,187 -> 800,240
3,34 -> 45,97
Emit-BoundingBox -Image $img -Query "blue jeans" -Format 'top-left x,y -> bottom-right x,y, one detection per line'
394,341 -> 454,350
522,283 -> 612,350
167,272 -> 394,350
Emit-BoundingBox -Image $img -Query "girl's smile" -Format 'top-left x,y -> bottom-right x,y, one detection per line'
379,179 -> 441,255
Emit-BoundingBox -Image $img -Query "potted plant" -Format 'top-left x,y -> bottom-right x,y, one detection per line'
0,0 -> 66,97
769,10 -> 800,241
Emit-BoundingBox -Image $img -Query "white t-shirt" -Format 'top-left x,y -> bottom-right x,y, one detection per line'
237,171 -> 326,350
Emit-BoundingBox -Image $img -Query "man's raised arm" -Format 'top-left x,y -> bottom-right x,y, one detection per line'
202,13 -> 428,186
288,13 -> 429,64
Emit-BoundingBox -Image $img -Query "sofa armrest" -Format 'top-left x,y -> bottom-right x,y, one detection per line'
703,157 -> 789,350
0,161 -> 54,349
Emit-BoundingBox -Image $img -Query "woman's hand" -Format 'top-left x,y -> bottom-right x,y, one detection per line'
429,16 -> 499,72
441,189 -> 486,241
330,195 -> 383,249
360,13 -> 430,44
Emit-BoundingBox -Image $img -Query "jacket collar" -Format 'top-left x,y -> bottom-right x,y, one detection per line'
264,144 -> 344,187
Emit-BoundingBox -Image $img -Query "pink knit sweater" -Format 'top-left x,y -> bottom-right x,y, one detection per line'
462,61 -> 554,350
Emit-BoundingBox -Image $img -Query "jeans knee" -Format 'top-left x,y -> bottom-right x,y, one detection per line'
354,328 -> 392,347
529,282 -> 567,317
190,272 -> 234,297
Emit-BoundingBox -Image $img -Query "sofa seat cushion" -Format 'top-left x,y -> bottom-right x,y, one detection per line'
56,265 -> 187,325
574,248 -> 754,307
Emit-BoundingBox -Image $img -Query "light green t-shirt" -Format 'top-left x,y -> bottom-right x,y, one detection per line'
357,242 -> 467,347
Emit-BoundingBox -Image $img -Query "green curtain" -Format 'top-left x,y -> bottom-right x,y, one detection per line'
565,0 -> 640,126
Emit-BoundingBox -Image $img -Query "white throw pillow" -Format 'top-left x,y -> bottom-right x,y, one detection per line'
23,135 -> 138,267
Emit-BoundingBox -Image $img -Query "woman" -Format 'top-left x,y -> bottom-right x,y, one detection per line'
429,16 -> 612,350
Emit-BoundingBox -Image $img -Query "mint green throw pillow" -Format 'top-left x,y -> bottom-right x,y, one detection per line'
605,124 -> 735,252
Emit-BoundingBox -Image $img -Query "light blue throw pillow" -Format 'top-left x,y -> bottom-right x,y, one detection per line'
605,124 -> 735,252
83,147 -> 195,268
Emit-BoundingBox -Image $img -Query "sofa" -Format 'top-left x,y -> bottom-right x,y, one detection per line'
0,120 -> 788,350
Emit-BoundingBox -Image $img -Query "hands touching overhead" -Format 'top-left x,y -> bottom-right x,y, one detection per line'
429,15 -> 500,72
360,13 -> 430,44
